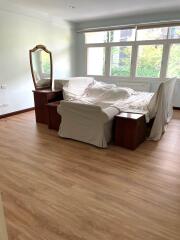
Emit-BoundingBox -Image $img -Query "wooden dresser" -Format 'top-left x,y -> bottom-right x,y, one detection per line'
33,89 -> 63,124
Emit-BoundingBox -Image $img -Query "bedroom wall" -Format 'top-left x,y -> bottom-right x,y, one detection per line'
75,10 -> 180,107
0,9 -> 76,115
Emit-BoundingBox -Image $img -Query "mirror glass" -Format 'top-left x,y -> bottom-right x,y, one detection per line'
30,45 -> 52,89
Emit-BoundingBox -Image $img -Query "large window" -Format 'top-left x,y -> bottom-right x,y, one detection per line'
85,24 -> 180,80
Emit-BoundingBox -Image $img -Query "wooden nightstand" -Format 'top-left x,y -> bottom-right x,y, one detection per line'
47,101 -> 61,130
33,89 -> 63,124
114,112 -> 147,150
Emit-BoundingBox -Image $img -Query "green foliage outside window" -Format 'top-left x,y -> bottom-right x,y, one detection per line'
111,46 -> 132,77
108,43 -> 180,78
136,45 -> 163,78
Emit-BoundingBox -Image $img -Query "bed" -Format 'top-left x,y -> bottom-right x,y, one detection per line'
56,77 -> 176,148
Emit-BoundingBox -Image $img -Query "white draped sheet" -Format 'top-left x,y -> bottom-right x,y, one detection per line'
57,78 -> 176,148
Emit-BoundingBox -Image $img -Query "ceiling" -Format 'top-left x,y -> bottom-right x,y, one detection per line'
0,0 -> 180,22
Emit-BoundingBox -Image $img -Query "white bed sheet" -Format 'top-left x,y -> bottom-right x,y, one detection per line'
57,78 -> 176,148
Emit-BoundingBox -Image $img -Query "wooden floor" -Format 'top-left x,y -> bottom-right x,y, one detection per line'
0,111 -> 180,240
0,194 -> 8,240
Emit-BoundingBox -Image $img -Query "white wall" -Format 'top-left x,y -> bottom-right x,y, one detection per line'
0,10 -> 76,115
75,11 -> 180,107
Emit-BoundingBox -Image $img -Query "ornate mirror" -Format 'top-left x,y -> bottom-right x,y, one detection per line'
29,45 -> 53,90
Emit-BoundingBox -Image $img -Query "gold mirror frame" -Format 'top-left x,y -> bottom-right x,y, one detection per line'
29,45 -> 53,90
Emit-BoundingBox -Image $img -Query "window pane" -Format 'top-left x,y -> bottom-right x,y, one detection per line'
87,47 -> 105,75
109,29 -> 135,42
85,31 -> 108,44
110,46 -> 132,77
137,27 -> 168,40
168,26 -> 180,39
167,44 -> 180,78
136,45 -> 163,78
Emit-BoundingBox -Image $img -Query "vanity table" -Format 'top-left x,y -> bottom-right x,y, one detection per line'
30,45 -> 63,126
33,89 -> 63,124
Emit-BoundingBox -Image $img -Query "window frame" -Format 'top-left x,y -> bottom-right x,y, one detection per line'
85,27 -> 180,81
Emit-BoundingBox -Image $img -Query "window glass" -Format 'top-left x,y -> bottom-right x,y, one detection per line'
168,26 -> 180,39
167,44 -> 180,78
85,31 -> 108,44
109,29 -> 135,42
110,46 -> 132,77
87,47 -> 105,75
136,45 -> 163,78
137,27 -> 168,40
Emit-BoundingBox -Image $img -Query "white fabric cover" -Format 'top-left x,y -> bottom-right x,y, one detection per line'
54,77 -> 94,96
117,81 -> 150,92
57,78 -> 176,148
148,78 -> 176,140
65,81 -> 140,109
58,101 -> 119,148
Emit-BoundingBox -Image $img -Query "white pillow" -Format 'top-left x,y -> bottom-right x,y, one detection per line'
103,87 -> 135,100
54,77 -> 94,92
117,87 -> 135,96
85,81 -> 135,99
85,81 -> 116,97
58,77 -> 94,100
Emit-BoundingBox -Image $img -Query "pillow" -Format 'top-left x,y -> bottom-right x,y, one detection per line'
103,87 -> 135,101
56,77 -> 94,100
85,81 -> 116,97
92,81 -> 116,89
85,81 -> 135,99
54,77 -> 94,92
117,87 -> 135,96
